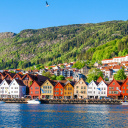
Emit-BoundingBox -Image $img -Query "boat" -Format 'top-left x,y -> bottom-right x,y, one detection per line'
121,101 -> 128,105
0,101 -> 5,104
27,99 -> 41,104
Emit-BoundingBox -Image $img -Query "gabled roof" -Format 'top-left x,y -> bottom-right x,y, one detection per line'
22,73 -> 37,81
15,79 -> 26,86
4,73 -> 16,79
30,80 -> 44,87
96,76 -> 105,83
13,73 -> 24,79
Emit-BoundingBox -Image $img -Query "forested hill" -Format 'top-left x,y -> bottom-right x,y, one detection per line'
1,20 -> 128,69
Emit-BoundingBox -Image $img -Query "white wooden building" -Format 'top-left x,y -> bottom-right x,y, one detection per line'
87,80 -> 98,99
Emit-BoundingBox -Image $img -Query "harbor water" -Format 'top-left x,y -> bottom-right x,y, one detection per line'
0,104 -> 128,128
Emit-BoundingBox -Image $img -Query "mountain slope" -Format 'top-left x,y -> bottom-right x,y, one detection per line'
1,20 -> 128,69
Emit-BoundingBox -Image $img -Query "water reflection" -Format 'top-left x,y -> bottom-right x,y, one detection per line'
0,104 -> 127,128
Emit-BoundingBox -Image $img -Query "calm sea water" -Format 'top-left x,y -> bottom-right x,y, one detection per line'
0,103 -> 127,128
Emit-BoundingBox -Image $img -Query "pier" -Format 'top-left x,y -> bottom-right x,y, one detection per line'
0,98 -> 122,104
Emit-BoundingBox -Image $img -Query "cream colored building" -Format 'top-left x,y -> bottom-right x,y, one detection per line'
74,78 -> 88,99
41,79 -> 54,99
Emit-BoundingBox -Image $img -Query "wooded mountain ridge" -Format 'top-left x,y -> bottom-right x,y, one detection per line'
1,20 -> 128,69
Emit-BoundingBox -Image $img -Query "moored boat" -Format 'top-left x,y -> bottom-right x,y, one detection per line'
121,101 -> 128,105
27,99 -> 41,104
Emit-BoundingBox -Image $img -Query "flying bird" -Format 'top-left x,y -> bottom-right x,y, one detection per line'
46,1 -> 49,7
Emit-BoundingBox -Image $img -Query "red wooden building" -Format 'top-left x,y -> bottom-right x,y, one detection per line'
121,78 -> 128,99
107,79 -> 122,99
29,81 -> 43,99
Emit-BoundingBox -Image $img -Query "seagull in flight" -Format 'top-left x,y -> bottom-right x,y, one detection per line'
46,1 -> 49,7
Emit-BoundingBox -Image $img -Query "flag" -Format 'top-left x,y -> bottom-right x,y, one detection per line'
117,88 -> 121,92
22,88 -> 26,94
97,88 -> 101,91
41,88 -> 45,93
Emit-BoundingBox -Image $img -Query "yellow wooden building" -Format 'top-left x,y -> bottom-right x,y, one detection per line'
41,79 -> 54,99
64,82 -> 74,99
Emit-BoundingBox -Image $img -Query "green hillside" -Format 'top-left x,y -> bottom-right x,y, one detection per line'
1,20 -> 128,69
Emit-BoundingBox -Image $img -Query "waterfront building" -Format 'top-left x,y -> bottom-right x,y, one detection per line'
107,79 -> 123,99
54,81 -> 65,99
0,79 -> 11,98
13,73 -> 23,80
41,79 -> 54,99
97,80 -> 107,99
9,79 -> 26,98
63,81 -> 74,99
4,73 -> 16,80
29,81 -> 43,99
121,78 -> 128,99
0,72 -> 6,80
87,80 -> 98,99
74,78 -> 88,99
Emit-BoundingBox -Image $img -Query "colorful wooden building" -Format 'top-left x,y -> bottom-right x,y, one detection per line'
41,79 -> 54,99
121,78 -> 128,99
74,78 -> 88,99
54,81 -> 66,99
63,81 -> 74,99
29,81 -> 42,99
107,79 -> 122,99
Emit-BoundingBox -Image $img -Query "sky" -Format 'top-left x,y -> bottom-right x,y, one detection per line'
0,0 -> 128,33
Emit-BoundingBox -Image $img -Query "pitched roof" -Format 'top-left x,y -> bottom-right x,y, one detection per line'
15,79 -> 26,86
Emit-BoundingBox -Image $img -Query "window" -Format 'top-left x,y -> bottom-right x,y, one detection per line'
127,86 -> 128,89
123,90 -> 125,93
35,87 -> 39,89
50,86 -> 52,89
31,87 -> 32,90
14,91 -> 18,93
116,87 -> 119,90
112,87 -> 114,90
98,91 -> 100,94
11,91 -> 13,93
94,91 -> 95,94
109,87 -> 111,90
104,88 -> 106,90
57,88 -> 59,91
114,91 -> 118,94
127,82 -> 128,85
31,91 -> 33,94
88,91 -> 92,93
57,92 -> 59,94
76,86 -> 79,89
84,86 -> 86,89
76,90 -> 78,93
109,91 -> 111,94
123,87 -> 125,89
104,91 -> 106,94
127,90 -> 128,93
50,90 -> 52,93
113,82 -> 115,85
35,91 -> 39,94
81,86 -> 83,89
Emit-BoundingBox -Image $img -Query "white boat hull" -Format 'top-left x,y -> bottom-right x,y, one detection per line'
27,100 -> 41,104
121,102 -> 128,105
